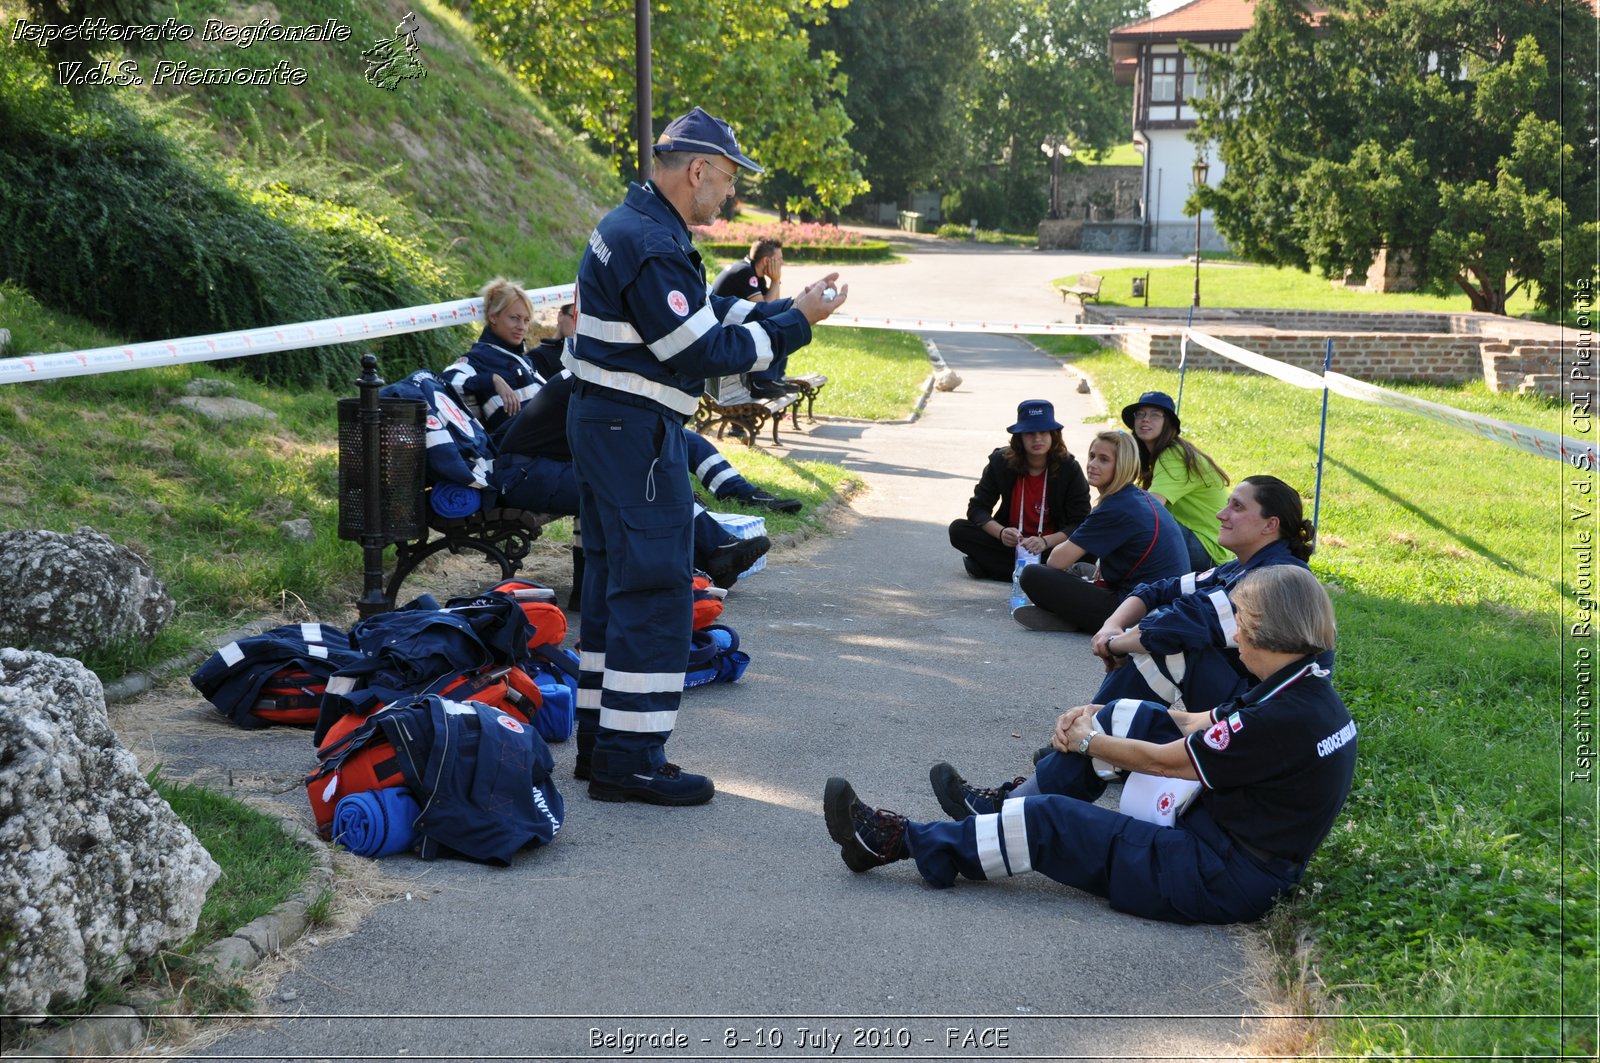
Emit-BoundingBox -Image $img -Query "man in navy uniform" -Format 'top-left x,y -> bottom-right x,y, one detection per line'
565,105 -> 847,805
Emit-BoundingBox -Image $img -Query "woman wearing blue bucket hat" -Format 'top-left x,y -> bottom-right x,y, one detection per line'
948,399 -> 1091,581
1121,391 -> 1231,571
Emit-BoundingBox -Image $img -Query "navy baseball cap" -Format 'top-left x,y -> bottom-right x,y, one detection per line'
1008,399 -> 1063,435
1120,390 -> 1180,432
653,107 -> 765,174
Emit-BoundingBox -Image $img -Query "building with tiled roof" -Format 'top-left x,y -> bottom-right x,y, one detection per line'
1108,0 -> 1269,253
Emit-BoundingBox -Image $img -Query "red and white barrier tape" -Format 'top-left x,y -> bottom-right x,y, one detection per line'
4,291 -> 1579,468
1184,328 -> 1590,468
819,315 -> 1149,336
0,284 -> 575,386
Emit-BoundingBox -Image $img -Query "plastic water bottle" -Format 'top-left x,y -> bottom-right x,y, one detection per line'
1009,544 -> 1037,613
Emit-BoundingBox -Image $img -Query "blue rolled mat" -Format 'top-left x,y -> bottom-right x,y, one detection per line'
333,788 -> 421,858
430,483 -> 482,518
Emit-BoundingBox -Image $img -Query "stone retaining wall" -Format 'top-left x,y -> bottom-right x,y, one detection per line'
1084,306 -> 1579,398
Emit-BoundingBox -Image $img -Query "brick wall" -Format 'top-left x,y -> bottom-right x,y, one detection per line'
1083,306 -> 1581,396
1128,330 -> 1481,381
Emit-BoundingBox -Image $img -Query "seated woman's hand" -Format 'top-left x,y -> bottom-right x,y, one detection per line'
1090,626 -> 1121,659
1052,704 -> 1099,753
493,374 -> 521,418
1020,534 -> 1048,555
999,526 -> 1021,548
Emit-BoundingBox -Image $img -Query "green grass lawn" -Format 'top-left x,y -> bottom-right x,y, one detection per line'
794,326 -> 931,422
1036,338 -> 1588,1058
0,285 -> 910,677
1064,261 -> 1541,318
1081,142 -> 1142,167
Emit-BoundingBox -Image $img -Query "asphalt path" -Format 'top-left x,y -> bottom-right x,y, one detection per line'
152,243 -> 1263,1063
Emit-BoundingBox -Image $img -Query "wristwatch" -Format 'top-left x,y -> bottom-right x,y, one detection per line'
1075,732 -> 1094,756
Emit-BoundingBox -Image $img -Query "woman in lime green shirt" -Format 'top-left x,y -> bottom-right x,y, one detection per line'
1121,391 -> 1231,570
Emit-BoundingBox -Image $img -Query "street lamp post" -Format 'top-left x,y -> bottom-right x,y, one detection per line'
1040,139 -> 1072,220
635,0 -> 652,183
1191,156 -> 1209,308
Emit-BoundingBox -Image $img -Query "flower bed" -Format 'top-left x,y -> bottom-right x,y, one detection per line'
692,220 -> 892,262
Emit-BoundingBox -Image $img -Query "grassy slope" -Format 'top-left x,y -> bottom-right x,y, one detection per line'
0,0 -> 619,290
1039,337 -> 1588,1058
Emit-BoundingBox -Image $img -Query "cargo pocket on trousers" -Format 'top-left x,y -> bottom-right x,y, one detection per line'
616,502 -> 694,591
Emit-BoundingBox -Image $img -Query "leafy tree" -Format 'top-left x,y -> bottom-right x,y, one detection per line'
1195,0 -> 1597,316
469,0 -> 866,214
957,0 -> 1143,230
808,0 -> 980,204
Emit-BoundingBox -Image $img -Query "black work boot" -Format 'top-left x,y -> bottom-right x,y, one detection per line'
823,777 -> 909,872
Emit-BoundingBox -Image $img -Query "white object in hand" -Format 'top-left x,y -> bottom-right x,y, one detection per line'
822,286 -> 837,302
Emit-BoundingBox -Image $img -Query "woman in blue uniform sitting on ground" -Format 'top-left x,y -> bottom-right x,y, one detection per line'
1088,473 -> 1323,717
1123,390 -> 1231,572
1011,429 -> 1189,632
825,564 -> 1357,926
442,277 -> 545,436
948,399 -> 1091,582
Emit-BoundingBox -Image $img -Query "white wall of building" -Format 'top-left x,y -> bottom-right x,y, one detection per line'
1137,128 -> 1228,254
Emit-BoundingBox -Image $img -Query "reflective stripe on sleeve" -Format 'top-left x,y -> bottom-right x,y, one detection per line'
648,304 -> 718,361
1207,589 -> 1238,647
1180,572 -> 1197,595
724,299 -> 757,326
741,321 -> 775,372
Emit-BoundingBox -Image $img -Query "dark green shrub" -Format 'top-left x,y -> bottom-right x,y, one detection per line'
941,179 -> 1005,230
0,42 -> 460,387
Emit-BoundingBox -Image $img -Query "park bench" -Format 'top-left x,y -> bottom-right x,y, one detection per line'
386,500 -> 559,605
694,374 -> 802,447
782,372 -> 829,428
1059,272 -> 1104,304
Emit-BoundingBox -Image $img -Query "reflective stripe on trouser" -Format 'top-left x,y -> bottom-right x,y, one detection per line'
1091,646 -> 1251,718
569,389 -> 695,776
1029,700 -> 1185,799
683,428 -> 754,500
904,795 -> 1296,924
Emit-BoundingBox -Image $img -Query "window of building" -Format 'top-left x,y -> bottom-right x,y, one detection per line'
1150,55 -> 1178,103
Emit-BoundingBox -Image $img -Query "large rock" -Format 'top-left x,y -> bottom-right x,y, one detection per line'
0,649 -> 220,1019
0,528 -> 174,656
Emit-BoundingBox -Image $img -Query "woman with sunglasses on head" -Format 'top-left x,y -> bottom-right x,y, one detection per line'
1012,429 -> 1189,632
1122,391 -> 1231,572
442,277 -> 545,437
948,399 -> 1090,583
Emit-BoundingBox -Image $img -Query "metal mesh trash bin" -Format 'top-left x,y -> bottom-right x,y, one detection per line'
336,397 -> 427,544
